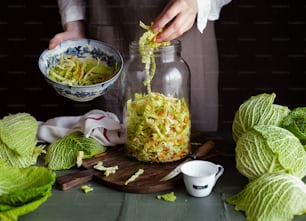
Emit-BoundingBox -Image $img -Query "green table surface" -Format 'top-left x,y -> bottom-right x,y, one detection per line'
19,132 -> 306,221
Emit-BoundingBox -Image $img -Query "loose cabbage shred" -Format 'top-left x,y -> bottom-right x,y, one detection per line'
157,192 -> 176,202
138,21 -> 170,94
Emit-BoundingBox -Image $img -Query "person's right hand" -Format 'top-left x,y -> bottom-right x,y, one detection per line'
48,21 -> 86,49
152,0 -> 198,43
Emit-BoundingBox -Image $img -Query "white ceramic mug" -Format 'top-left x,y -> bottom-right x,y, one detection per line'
181,160 -> 224,197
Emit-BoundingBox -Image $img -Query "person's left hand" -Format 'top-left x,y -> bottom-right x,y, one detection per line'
152,0 -> 198,42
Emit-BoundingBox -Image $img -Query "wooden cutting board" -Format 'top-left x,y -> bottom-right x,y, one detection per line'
56,140 -> 215,194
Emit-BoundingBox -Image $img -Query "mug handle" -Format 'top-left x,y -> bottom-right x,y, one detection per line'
215,165 -> 224,181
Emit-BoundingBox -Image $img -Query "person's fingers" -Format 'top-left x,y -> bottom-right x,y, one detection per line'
48,31 -> 85,49
155,13 -> 195,42
152,1 -> 176,32
153,0 -> 197,42
48,35 -> 62,49
48,39 -> 58,50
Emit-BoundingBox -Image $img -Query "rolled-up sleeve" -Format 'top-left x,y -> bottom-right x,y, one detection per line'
58,0 -> 86,25
197,0 -> 232,33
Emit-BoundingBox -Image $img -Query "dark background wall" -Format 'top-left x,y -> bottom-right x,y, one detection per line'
1,0 -> 306,131
216,0 -> 306,130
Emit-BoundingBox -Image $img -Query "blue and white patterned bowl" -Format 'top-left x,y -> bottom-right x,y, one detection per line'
38,39 -> 124,102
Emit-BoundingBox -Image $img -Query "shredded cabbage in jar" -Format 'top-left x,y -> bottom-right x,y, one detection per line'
48,55 -> 118,86
125,21 -> 191,163
126,92 -> 191,162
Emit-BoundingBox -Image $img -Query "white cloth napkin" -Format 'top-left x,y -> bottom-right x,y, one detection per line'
37,109 -> 125,146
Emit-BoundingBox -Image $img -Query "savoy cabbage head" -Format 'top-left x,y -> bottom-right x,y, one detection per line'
235,125 -> 306,180
282,107 -> 306,145
0,164 -> 55,221
226,173 -> 306,221
0,113 -> 45,168
232,93 -> 290,142
228,93 -> 306,221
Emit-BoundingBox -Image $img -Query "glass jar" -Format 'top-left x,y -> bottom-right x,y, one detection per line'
121,40 -> 191,163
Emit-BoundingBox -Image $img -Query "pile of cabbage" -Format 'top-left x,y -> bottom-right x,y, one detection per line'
226,93 -> 306,221
0,163 -> 56,221
0,113 -> 56,221
0,113 -> 107,220
0,112 -> 108,220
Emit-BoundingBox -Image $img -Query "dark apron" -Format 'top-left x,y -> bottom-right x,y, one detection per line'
87,0 -> 219,131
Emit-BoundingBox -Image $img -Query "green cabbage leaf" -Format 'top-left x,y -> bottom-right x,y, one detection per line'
235,125 -> 306,180
226,173 -> 306,221
0,165 -> 56,221
282,107 -> 306,145
0,113 -> 45,168
232,93 -> 289,142
45,131 -> 107,170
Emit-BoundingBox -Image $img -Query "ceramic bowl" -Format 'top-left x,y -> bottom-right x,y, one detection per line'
38,39 -> 124,102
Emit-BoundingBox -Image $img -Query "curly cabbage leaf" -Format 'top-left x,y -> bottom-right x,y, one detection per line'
226,173 -> 306,221
0,165 -> 56,221
45,131 -> 106,170
0,113 -> 45,168
232,93 -> 289,142
235,125 -> 306,180
282,107 -> 306,145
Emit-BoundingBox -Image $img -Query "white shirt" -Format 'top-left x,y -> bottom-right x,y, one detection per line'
58,0 -> 232,33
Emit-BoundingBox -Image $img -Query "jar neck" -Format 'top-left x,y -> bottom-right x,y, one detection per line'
129,40 -> 182,62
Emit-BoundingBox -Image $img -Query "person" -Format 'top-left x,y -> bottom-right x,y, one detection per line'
49,0 -> 231,132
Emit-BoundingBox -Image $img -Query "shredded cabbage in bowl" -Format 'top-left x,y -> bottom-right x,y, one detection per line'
48,55 -> 118,86
126,92 -> 191,163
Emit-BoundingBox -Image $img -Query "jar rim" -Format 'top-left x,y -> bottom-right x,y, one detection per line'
129,39 -> 181,52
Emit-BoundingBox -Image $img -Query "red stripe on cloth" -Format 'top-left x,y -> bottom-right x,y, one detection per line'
103,128 -> 110,142
84,115 -> 106,121
83,115 -> 110,142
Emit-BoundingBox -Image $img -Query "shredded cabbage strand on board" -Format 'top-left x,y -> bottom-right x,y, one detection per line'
124,168 -> 144,185
48,55 -> 118,86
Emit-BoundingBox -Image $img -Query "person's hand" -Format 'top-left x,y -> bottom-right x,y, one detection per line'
152,0 -> 198,42
48,21 -> 86,49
